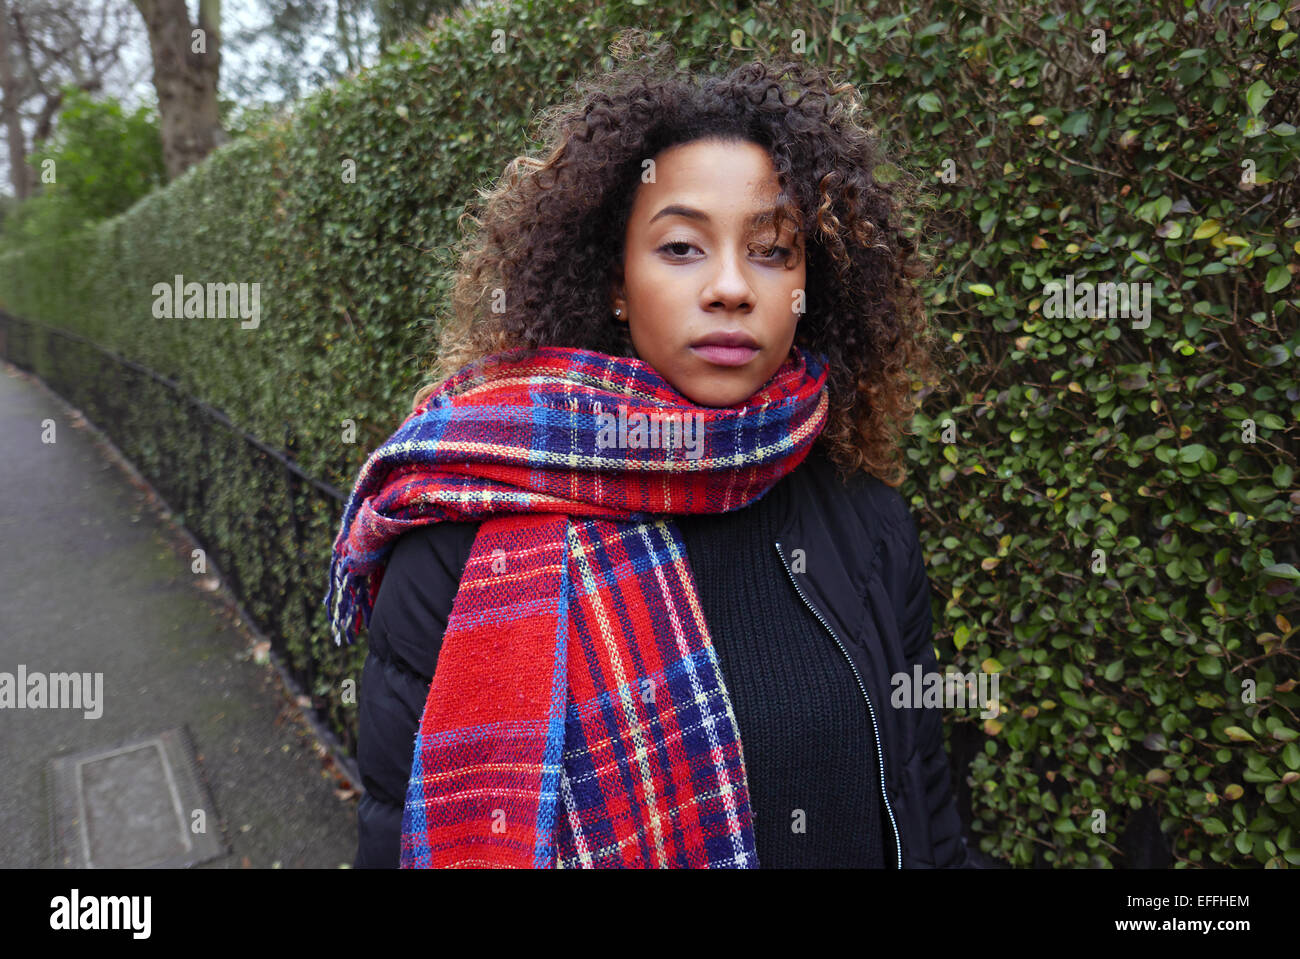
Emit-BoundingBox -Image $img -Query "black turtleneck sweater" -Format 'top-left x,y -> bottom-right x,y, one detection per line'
674,465 -> 885,868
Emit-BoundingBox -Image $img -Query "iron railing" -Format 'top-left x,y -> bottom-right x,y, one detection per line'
0,310 -> 359,763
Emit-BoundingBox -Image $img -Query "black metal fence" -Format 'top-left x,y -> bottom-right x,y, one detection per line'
0,310 -> 361,759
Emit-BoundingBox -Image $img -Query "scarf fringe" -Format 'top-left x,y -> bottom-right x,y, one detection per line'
325,556 -> 367,648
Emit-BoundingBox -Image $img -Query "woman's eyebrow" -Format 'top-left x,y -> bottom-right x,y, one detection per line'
648,204 -> 781,227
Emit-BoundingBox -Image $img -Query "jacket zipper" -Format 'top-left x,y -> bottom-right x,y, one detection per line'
773,540 -> 903,869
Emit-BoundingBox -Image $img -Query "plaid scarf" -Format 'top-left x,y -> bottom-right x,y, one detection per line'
324,345 -> 829,867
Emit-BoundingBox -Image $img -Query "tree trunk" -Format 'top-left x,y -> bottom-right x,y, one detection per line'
336,0 -> 355,73
0,0 -> 33,199
132,0 -> 222,182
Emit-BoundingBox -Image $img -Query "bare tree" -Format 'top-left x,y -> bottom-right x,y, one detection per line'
376,0 -> 462,50
0,0 -> 133,200
221,0 -> 378,111
131,0 -> 222,181
0,0 -> 30,198
336,0 -> 370,74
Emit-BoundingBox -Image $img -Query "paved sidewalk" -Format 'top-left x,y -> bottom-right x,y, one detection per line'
0,360 -> 358,868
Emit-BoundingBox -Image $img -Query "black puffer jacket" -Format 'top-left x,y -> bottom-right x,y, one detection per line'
353,447 -> 977,868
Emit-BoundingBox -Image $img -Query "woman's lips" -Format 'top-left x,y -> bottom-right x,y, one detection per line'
690,344 -> 759,366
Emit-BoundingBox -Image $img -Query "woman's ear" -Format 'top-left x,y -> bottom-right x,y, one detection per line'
608,270 -> 627,322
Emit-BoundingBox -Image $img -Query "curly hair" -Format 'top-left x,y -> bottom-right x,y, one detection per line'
415,34 -> 944,487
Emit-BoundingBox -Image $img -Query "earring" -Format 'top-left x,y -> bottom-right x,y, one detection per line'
613,308 -> 623,320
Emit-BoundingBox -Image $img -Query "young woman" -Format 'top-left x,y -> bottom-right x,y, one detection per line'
326,44 -> 976,868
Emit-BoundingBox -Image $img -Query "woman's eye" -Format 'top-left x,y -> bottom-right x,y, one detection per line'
658,241 -> 696,257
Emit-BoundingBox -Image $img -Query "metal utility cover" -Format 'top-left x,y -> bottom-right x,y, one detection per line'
48,726 -> 226,868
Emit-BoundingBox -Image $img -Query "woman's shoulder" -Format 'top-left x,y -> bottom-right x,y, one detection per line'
369,519 -> 482,672
383,519 -> 482,597
796,445 -> 916,539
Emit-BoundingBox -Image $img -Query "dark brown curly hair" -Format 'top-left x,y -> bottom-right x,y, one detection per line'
415,34 -> 943,487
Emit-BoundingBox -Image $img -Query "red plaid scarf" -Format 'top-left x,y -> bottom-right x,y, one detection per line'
325,345 -> 829,866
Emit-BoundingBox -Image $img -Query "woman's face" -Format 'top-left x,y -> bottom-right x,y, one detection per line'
610,138 -> 806,408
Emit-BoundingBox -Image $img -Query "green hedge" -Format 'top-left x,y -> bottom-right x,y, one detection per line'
0,0 -> 1296,867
